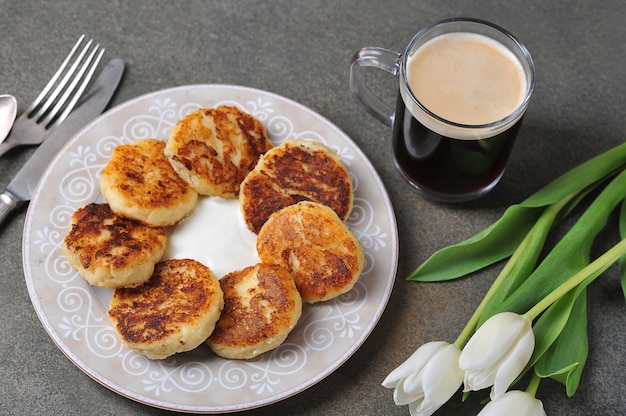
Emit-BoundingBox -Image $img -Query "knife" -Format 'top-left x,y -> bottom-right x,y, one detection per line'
0,58 -> 125,226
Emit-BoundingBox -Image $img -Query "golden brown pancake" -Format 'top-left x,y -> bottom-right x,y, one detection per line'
108,258 -> 224,360
100,138 -> 198,227
165,106 -> 274,198
256,201 -> 364,303
239,139 -> 353,234
62,203 -> 167,288
206,263 -> 302,360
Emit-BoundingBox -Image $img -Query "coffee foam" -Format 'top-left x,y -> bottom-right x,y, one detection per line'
403,32 -> 528,140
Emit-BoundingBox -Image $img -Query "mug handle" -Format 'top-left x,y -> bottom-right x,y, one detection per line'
349,47 -> 401,127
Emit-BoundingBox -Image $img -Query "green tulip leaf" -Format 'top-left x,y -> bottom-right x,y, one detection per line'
524,275 -> 588,368
618,200 -> 626,300
534,289 -> 588,397
407,142 -> 626,283
478,194 -> 576,314
484,168 -> 626,318
522,141 -> 626,207
407,206 -> 541,282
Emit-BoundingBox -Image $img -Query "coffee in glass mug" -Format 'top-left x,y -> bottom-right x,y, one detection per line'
350,18 -> 535,202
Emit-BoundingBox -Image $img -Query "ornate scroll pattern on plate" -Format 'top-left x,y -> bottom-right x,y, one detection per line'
31,92 -> 389,401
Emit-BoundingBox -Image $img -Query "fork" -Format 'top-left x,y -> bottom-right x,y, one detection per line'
0,35 -> 105,157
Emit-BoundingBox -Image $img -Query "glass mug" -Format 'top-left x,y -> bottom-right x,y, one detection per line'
350,18 -> 535,202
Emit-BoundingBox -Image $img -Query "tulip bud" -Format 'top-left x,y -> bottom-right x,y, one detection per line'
382,341 -> 463,416
458,312 -> 534,399
477,390 -> 547,416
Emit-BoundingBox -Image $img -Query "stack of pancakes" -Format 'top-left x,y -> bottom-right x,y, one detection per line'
62,105 -> 364,361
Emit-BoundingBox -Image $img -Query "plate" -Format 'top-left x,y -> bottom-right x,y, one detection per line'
23,85 -> 398,413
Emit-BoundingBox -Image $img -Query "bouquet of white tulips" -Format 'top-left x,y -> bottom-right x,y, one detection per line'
383,142 -> 626,416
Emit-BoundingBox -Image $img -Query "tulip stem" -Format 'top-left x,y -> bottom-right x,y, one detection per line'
524,237 -> 626,321
526,373 -> 541,397
454,232 -> 533,348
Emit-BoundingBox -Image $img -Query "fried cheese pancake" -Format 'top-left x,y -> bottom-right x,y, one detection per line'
108,258 -> 224,360
165,106 -> 274,198
239,139 -> 353,234
100,138 -> 198,227
206,263 -> 302,360
62,203 -> 167,289
256,201 -> 364,304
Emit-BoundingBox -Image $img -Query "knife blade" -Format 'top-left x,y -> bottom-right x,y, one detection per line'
0,57 -> 125,225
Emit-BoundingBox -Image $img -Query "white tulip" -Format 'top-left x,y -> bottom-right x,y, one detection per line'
477,390 -> 547,416
382,341 -> 463,416
458,312 -> 534,400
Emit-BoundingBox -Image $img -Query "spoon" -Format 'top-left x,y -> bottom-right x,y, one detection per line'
0,94 -> 17,144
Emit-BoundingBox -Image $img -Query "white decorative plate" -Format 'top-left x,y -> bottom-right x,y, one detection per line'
23,85 -> 398,413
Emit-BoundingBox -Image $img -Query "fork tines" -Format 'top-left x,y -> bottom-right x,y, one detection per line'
27,35 -> 105,128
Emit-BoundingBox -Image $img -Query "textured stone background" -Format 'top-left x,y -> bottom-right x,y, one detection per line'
0,1 -> 624,415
